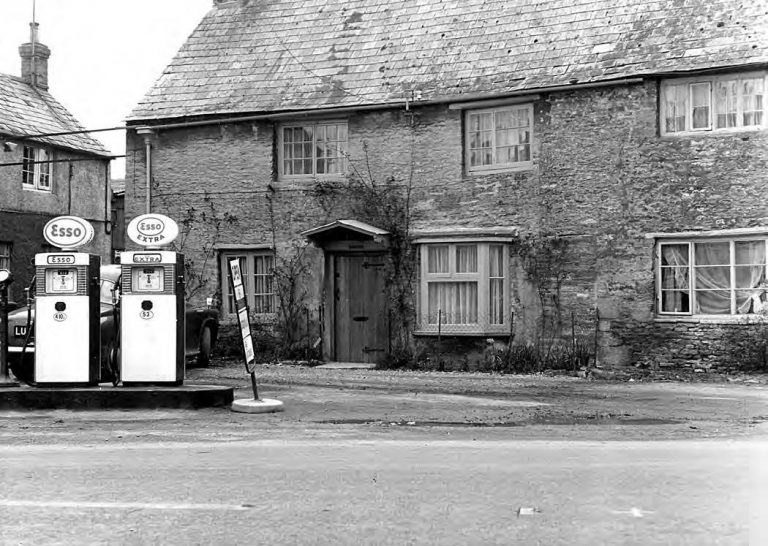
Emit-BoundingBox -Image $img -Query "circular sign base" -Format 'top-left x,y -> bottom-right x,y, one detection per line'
230,397 -> 284,414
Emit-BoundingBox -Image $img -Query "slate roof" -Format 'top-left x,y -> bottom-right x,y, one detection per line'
0,73 -> 111,156
129,0 -> 768,122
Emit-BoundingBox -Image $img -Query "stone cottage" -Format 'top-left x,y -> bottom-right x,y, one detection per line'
0,23 -> 114,303
124,0 -> 768,369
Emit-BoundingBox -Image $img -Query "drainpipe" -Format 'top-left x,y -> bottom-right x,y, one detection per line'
104,161 -> 111,235
136,128 -> 154,213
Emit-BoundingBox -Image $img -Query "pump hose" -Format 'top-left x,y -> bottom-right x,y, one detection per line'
108,292 -> 121,387
16,279 -> 35,386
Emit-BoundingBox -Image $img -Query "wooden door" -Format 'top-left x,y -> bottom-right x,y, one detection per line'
334,254 -> 388,362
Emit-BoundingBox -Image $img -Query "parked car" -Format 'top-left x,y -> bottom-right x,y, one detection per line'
6,264 -> 218,384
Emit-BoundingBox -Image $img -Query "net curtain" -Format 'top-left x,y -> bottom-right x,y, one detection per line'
662,241 -> 766,314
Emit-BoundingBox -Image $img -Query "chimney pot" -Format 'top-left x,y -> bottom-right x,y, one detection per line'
19,22 -> 50,90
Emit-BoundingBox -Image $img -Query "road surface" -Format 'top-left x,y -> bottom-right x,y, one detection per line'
1,437 -> 765,545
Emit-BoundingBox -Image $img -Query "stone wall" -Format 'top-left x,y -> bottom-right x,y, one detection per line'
0,145 -> 112,302
125,77 -> 768,369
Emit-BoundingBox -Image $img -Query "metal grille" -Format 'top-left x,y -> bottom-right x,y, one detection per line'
121,264 -> 176,295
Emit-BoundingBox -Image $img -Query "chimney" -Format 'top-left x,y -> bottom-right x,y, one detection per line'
19,22 -> 50,90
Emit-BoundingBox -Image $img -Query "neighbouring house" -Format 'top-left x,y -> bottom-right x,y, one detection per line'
0,23 -> 114,303
124,0 -> 768,370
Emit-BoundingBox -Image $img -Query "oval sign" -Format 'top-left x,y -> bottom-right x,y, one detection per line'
43,216 -> 94,250
127,213 -> 179,247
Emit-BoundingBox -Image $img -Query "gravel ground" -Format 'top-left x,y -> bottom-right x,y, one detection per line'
1,358 -> 766,446
185,358 -> 768,440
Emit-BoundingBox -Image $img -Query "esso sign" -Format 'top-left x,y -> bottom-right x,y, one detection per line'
127,213 -> 179,247
43,216 -> 95,250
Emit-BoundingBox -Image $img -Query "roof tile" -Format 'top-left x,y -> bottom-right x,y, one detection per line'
129,0 -> 768,121
0,74 -> 111,155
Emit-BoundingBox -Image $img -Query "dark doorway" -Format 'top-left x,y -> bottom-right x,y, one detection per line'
333,254 -> 388,362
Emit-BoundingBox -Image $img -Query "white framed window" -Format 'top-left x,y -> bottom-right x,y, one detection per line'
22,146 -> 51,191
466,104 -> 533,173
279,121 -> 348,178
220,250 -> 276,316
0,242 -> 10,271
661,72 -> 766,135
418,242 -> 509,334
657,238 -> 768,316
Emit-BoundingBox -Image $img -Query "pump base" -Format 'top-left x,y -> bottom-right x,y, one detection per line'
0,383 -> 233,410
231,397 -> 284,414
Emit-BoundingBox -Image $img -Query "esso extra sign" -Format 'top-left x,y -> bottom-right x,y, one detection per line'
127,213 -> 179,247
43,216 -> 95,250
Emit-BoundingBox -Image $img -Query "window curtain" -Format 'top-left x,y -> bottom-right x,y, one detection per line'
427,246 -> 449,273
693,242 -> 731,314
428,282 -> 478,324
660,244 -> 690,312
227,256 -> 249,314
694,241 -> 766,314
456,245 -> 477,273
253,255 -> 274,313
489,245 -> 504,324
735,241 -> 766,314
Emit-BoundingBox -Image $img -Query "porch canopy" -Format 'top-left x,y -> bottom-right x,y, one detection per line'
302,219 -> 390,247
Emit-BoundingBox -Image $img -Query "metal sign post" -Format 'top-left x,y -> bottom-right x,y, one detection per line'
0,270 -> 19,387
228,258 -> 259,399
228,258 -> 283,414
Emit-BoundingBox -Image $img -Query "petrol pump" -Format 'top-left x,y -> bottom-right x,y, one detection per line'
34,216 -> 100,385
120,214 -> 184,385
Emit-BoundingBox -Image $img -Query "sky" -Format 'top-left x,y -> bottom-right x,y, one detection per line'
0,0 -> 215,178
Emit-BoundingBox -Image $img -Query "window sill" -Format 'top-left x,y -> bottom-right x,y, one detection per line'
277,174 -> 348,183
414,327 -> 510,337
654,315 -> 768,324
466,163 -> 533,176
660,126 -> 765,139
22,186 -> 52,193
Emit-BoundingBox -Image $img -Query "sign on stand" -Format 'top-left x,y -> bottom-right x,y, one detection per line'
229,258 -> 259,399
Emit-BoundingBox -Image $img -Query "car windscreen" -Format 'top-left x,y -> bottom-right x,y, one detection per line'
100,279 -> 119,305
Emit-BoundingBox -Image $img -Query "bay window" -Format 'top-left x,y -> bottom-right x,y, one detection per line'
419,242 -> 509,334
658,238 -> 768,316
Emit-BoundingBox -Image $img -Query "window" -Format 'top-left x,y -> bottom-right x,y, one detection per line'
22,146 -> 51,191
466,104 -> 533,173
0,242 -> 10,271
657,238 -> 768,316
419,242 -> 508,333
279,121 -> 348,177
661,73 -> 765,135
220,250 -> 276,315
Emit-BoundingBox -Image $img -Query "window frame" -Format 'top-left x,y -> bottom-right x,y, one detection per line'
0,242 -> 11,271
219,249 -> 277,317
21,145 -> 52,192
277,120 -> 348,180
660,72 -> 766,136
656,237 -> 768,318
465,103 -> 534,175
417,241 -> 510,335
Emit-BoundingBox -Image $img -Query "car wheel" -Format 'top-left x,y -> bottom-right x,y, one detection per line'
105,344 -> 121,386
9,355 -> 33,384
197,326 -> 212,367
